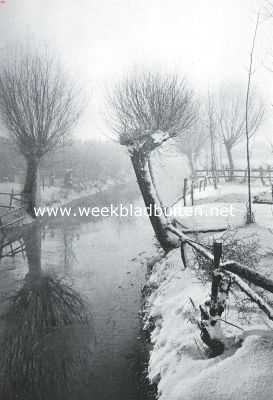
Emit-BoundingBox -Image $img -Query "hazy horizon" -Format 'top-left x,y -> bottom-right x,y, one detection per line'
0,0 -> 272,143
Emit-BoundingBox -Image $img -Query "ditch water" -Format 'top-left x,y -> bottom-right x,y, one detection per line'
0,184 -> 155,400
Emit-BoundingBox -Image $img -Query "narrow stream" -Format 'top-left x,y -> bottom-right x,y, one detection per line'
0,185 -> 155,400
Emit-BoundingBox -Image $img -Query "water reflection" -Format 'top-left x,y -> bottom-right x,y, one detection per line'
0,224 -> 95,400
0,185 -> 155,400
62,226 -> 79,272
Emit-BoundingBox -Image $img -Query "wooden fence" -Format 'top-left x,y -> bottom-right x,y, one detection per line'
0,236 -> 25,259
0,189 -> 25,232
167,223 -> 273,355
195,167 -> 273,186
170,176 -> 209,208
170,167 -> 273,208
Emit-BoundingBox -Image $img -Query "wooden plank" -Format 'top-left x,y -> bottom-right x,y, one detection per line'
0,207 -> 24,219
0,216 -> 24,230
0,192 -> 22,195
9,188 -> 14,207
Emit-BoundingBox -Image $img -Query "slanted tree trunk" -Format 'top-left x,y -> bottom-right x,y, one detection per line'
147,156 -> 165,212
131,149 -> 178,252
22,157 -> 40,217
224,142 -> 234,181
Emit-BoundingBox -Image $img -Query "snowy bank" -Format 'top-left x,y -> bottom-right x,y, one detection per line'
144,235 -> 273,400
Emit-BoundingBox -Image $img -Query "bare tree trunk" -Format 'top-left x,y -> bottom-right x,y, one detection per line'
22,157 -> 40,217
209,119 -> 217,188
224,142 -> 234,181
245,12 -> 260,224
187,153 -> 195,178
131,150 -> 178,251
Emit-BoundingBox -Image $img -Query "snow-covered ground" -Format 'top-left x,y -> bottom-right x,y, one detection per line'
172,182 -> 272,230
144,182 -> 273,400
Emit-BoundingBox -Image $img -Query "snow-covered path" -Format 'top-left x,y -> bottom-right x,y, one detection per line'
172,183 -> 273,230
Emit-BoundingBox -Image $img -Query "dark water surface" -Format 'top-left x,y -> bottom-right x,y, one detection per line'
0,185 -> 155,400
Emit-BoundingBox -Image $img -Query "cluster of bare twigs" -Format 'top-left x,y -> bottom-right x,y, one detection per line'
0,274 -> 94,400
0,49 -> 83,160
108,72 -> 197,146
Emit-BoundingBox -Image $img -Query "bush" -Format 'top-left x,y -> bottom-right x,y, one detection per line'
193,229 -> 261,285
193,229 -> 262,324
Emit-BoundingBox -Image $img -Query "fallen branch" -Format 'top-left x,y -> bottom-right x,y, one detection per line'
182,227 -> 227,234
223,261 -> 273,294
225,271 -> 273,322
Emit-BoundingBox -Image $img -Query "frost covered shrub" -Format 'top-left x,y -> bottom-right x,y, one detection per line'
193,230 -> 262,323
193,230 -> 261,285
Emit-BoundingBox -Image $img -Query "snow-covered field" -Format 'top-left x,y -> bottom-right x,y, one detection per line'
144,182 -> 273,400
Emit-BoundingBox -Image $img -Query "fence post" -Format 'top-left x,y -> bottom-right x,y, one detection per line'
213,241 -> 222,266
267,165 -> 271,186
199,241 -> 226,355
183,178 -> 188,206
9,188 -> 14,207
271,184 -> 273,202
204,176 -> 207,190
210,241 -> 223,310
191,180 -> 194,206
258,166 -> 265,186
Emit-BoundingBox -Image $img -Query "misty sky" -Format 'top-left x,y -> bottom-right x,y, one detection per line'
0,0 -> 272,141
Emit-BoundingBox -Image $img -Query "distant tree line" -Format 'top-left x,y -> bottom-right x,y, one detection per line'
0,37 -> 266,243
41,139 -> 132,182
0,137 -> 131,184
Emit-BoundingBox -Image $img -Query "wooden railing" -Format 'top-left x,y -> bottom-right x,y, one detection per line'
195,167 -> 273,185
170,176 -> 209,208
0,237 -> 25,258
0,190 -> 25,232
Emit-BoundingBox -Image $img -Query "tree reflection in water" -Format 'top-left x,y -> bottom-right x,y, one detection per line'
0,224 -> 95,400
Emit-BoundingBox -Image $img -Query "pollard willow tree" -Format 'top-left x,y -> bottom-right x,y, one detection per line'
0,48 -> 83,216
217,86 -> 264,181
108,72 -> 197,251
174,120 -> 207,177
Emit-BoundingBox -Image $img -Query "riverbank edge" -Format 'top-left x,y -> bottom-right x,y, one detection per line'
138,251 -> 170,400
0,181 -> 132,245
